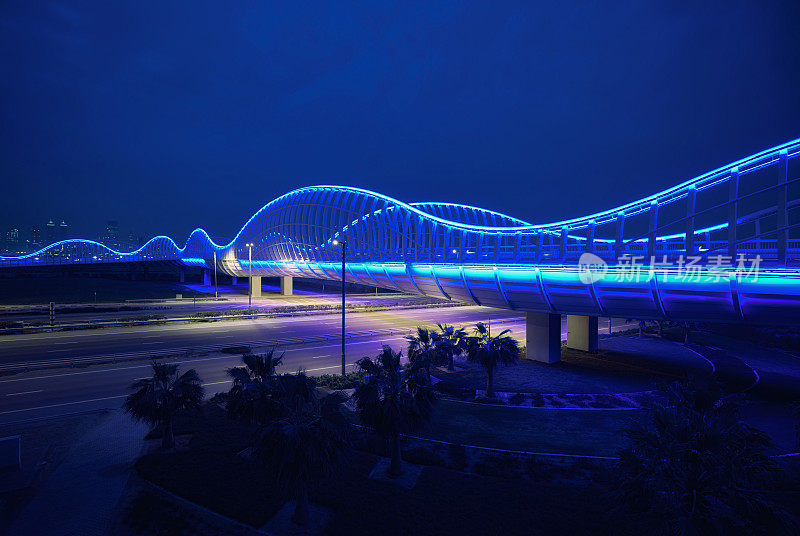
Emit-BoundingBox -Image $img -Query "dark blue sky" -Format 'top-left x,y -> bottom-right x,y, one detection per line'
1,1 -> 799,242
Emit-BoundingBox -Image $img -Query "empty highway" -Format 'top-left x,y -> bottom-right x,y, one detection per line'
0,305 -> 632,424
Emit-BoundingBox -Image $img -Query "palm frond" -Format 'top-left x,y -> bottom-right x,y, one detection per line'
613,377 -> 793,534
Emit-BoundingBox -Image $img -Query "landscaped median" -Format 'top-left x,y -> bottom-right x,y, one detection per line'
127,401 -> 627,535
118,327 -> 800,535
125,394 -> 800,535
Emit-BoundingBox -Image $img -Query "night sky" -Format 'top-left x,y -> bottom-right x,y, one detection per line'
2,2 -> 799,243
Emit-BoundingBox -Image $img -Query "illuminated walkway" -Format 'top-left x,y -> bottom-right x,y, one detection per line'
2,139 -> 800,360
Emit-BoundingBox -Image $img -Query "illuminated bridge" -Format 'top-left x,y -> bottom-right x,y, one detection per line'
3,139 -> 800,362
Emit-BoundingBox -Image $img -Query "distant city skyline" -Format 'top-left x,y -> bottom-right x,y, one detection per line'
0,218 -> 145,255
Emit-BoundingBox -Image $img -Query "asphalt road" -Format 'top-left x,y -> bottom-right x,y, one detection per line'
0,288 -> 424,324
0,305 -> 523,366
0,305 -> 633,425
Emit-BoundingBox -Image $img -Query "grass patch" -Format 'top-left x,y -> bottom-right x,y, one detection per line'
434,355 -> 655,396
415,400 -> 642,456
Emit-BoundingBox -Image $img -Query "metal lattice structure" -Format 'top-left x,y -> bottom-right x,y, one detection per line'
3,139 -> 800,324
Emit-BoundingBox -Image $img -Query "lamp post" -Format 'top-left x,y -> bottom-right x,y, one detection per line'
332,239 -> 346,375
213,250 -> 218,299
246,243 -> 254,310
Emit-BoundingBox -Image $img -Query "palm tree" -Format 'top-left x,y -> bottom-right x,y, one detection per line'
252,372 -> 349,526
406,327 -> 440,375
225,349 -> 284,425
434,323 -> 467,370
124,360 -> 204,449
354,345 -> 437,477
466,322 -> 520,398
615,378 -> 795,535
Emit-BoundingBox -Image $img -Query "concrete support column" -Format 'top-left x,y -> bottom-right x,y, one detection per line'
249,276 -> 262,297
566,315 -> 598,352
179,269 -> 185,283
526,312 -> 561,364
203,269 -> 211,286
231,276 -> 238,285
280,275 -> 293,296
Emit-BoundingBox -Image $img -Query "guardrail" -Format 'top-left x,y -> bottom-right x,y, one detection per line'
0,317 -> 525,374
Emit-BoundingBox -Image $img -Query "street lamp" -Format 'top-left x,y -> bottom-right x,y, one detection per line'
332,239 -> 347,375
213,250 -> 218,299
246,242 -> 254,310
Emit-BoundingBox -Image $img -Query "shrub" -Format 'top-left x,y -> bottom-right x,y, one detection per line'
615,378 -> 795,534
190,310 -> 224,318
473,395 -> 503,405
191,309 -> 260,318
129,314 -> 168,321
509,393 -> 525,406
221,345 -> 251,355
313,371 -> 365,390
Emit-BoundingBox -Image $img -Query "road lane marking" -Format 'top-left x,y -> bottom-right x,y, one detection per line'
0,335 -> 408,384
0,394 -> 126,415
0,365 -> 357,415
305,364 -> 355,373
5,390 -> 43,396
298,336 -> 406,352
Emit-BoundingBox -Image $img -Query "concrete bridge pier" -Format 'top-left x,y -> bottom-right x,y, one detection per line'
179,269 -> 185,283
280,276 -> 293,296
231,276 -> 237,285
202,269 -> 211,286
566,315 -> 598,352
249,276 -> 262,297
525,312 -> 561,363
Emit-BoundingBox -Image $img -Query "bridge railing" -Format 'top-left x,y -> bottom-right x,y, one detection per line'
1,140 -> 798,271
